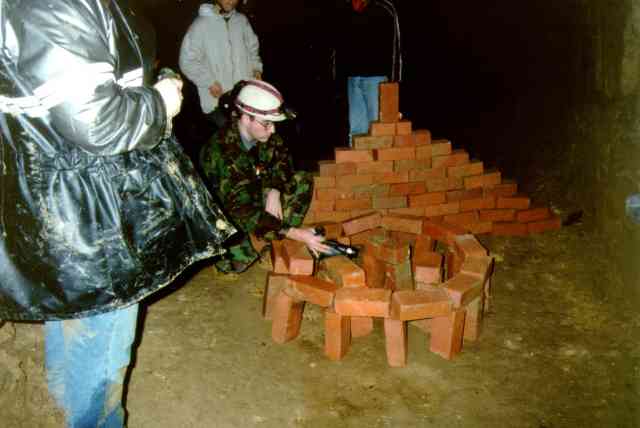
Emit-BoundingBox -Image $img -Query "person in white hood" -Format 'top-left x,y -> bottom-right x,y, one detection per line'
179,0 -> 263,125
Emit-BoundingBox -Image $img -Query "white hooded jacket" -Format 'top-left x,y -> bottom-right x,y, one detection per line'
179,4 -> 262,113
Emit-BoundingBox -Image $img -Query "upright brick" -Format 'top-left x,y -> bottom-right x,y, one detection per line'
271,240 -> 289,274
384,318 -> 408,367
263,273 -> 289,320
460,256 -> 494,284
365,232 -> 411,264
413,251 -> 444,285
384,259 -> 414,291
444,273 -> 483,307
319,256 -> 366,288
430,309 -> 466,360
324,309 -> 351,361
342,212 -> 383,236
286,275 -> 339,307
453,234 -> 488,258
334,287 -> 392,317
390,289 -> 452,320
362,249 -> 386,288
351,316 -> 374,338
463,297 -> 484,341
446,249 -> 464,279
282,239 -> 314,275
379,82 -> 400,123
271,291 -> 305,344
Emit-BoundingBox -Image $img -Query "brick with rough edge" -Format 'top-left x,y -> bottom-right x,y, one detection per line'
271,291 -> 305,344
444,273 -> 483,307
430,309 -> 466,360
286,275 -> 339,307
390,289 -> 452,321
342,212 -> 383,236
324,309 -> 351,361
334,287 -> 392,317
263,273 -> 289,320
384,318 -> 408,367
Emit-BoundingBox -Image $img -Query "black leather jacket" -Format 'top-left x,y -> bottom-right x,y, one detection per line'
0,0 -> 236,320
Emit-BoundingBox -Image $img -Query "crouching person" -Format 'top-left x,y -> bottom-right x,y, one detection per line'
200,80 -> 329,275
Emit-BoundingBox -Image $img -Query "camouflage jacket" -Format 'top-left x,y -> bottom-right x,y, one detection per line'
200,123 -> 299,240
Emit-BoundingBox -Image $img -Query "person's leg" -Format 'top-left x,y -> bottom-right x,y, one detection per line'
45,304 -> 139,428
215,235 -> 260,273
362,76 -> 388,125
347,76 -> 369,145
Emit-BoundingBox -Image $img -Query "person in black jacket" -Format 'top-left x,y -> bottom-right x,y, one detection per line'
337,0 -> 402,145
0,1 -> 235,426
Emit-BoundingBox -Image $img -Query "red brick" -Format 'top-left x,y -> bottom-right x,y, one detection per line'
478,209 -> 516,222
430,309 -> 466,360
492,222 -> 528,236
460,256 -> 494,284
390,289 -> 452,321
388,207 -> 425,216
422,219 -> 467,245
394,159 -> 432,172
413,129 -> 432,145
409,167 -> 446,181
467,221 -> 493,235
444,211 -> 479,227
415,144 -> 432,160
370,121 -> 396,136
484,180 -> 518,198
282,239 -> 314,275
447,161 -> 484,178
335,148 -> 375,163
309,199 -> 335,212
389,182 -> 427,196
365,232 -> 411,264
335,162 -> 358,176
352,183 -> 390,198
316,188 -> 354,201
424,202 -> 461,218
311,222 -> 343,239
431,140 -> 452,156
356,160 -> 394,175
362,248 -> 386,288
464,171 -> 502,189
453,234 -> 488,258
389,230 -> 419,246
351,316 -> 374,338
336,174 -> 374,190
313,211 -> 353,223
376,146 -> 416,162
313,175 -> 335,189
446,188 -> 484,202
379,82 -> 400,123
319,256 -> 366,288
271,291 -> 305,344
516,207 -> 551,223
319,160 -> 337,176
334,287 -> 392,317
375,171 -> 410,184
395,119 -> 412,135
497,195 -> 530,210
446,249 -> 464,279
383,259 -> 414,290
350,227 -> 385,246
381,214 -> 424,234
459,196 -> 496,212
372,196 -> 407,210
444,273 -> 484,307
353,135 -> 393,150
413,251 -> 444,285
463,297 -> 483,341
263,273 -> 289,320
335,198 -> 372,211
384,318 -> 408,367
286,275 -> 339,307
409,191 -> 446,207
527,215 -> 561,234
393,134 -> 415,147
415,234 -> 436,253
342,212 -> 383,236
411,318 -> 432,334
271,240 -> 289,274
324,309 -> 351,361
431,150 -> 470,168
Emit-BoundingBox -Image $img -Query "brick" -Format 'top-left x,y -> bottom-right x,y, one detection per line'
311,222 -> 343,239
324,309 -> 351,361
448,161 -> 484,178
444,273 -> 483,307
319,256 -> 366,288
446,249 -> 464,279
335,162 -> 358,176
335,148 -> 375,163
389,230 -> 419,246
303,211 -> 315,225
479,208 -> 516,222
370,121 -> 396,136
483,180 -> 518,198
415,144 -> 432,160
446,188 -> 483,202
394,159 -> 432,173
336,174 -> 374,190
286,275 -> 339,307
411,318 -> 432,334
384,318 -> 408,367
409,167 -> 446,181
463,297 -> 483,341
352,183 -> 390,198
444,211 -> 479,227
393,134 -> 415,147
353,135 -> 393,150
356,160 -> 394,175
413,251 -> 444,285
350,227 -> 386,246
388,207 -> 425,216
409,191 -> 446,207
460,256 -> 494,284
431,140 -> 452,156
313,210 -> 353,223
464,171 -> 501,189
351,209 -> 381,218
395,119 -> 412,135
342,212 -> 383,236
453,234 -> 488,258
271,291 -> 305,344
334,287 -> 392,317
376,146 -> 416,162
414,234 -> 436,253
309,199 -> 335,212
422,219 -> 467,245
379,82 -> 400,123
390,289 -> 452,321
389,182 -> 427,196
313,175 -> 335,189
351,316 -> 374,338
527,215 -> 561,234
430,309 -> 466,360
431,150 -> 469,169
381,214 -> 424,234
492,222 -> 528,236
424,202 -> 461,218
413,129 -> 432,145
282,239 -> 314,275
384,259 -> 413,290
319,161 -> 337,176
459,196 -> 496,212
497,195 -> 530,210
263,273 -> 289,320
365,232 -> 411,264
362,248 -> 386,288
467,221 -> 493,235
375,171 -> 410,184
373,196 -> 408,210
516,207 -> 551,223
271,240 -> 289,274
335,197 -> 372,211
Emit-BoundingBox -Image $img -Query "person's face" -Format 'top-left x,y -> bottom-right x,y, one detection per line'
242,115 -> 276,143
217,0 -> 239,13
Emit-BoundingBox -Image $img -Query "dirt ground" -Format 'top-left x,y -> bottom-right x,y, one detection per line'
1,203 -> 640,427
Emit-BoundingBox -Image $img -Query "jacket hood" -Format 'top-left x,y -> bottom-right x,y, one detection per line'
199,3 -> 237,18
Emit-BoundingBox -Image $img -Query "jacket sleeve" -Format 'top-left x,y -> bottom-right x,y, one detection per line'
242,16 -> 263,74
262,140 -> 296,194
16,2 -> 167,156
179,19 -> 217,88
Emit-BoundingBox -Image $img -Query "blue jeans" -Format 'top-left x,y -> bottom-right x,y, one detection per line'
347,76 -> 388,144
45,304 -> 139,428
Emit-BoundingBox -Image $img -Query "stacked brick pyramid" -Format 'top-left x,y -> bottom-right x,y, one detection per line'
263,212 -> 493,367
303,82 -> 561,236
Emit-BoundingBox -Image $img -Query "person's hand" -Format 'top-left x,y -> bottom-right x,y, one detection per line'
208,82 -> 223,98
254,71 -> 262,80
153,77 -> 183,118
265,189 -> 283,220
285,227 -> 331,257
